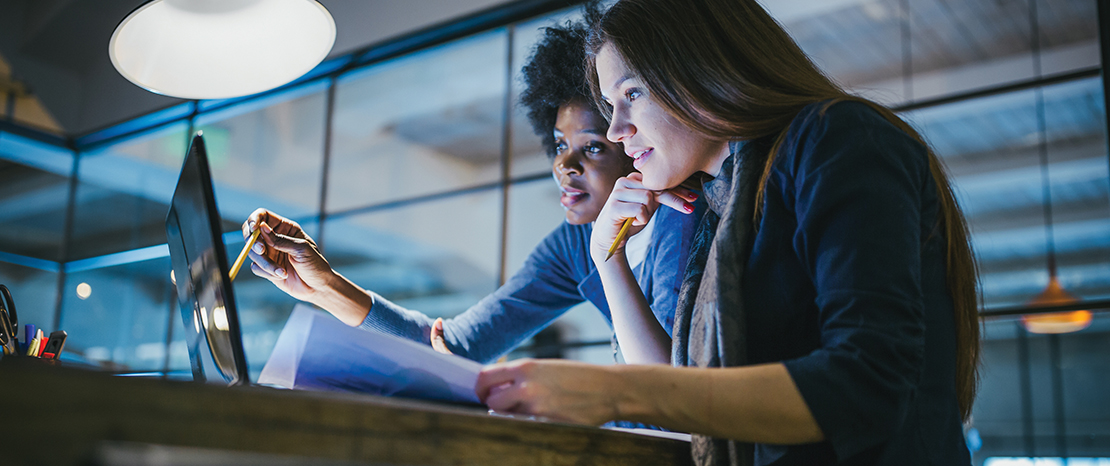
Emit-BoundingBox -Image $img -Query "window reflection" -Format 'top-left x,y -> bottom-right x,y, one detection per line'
905,77 -> 1110,308
974,312 -> 1110,462
510,7 -> 581,177
779,0 -> 1100,106
0,132 -> 74,262
194,82 -> 328,232
71,123 -> 189,260
59,257 -> 174,371
323,190 -> 501,318
328,30 -> 509,212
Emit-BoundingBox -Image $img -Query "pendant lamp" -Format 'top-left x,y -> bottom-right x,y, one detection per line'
1020,0 -> 1091,335
109,0 -> 336,100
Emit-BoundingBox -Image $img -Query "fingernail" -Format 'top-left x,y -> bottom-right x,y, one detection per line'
684,202 -> 694,213
689,192 -> 698,200
252,243 -> 263,254
276,268 -> 286,278
249,221 -> 256,231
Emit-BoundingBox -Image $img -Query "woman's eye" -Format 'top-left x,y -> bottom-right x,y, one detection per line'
625,89 -> 642,102
585,143 -> 603,155
555,141 -> 569,152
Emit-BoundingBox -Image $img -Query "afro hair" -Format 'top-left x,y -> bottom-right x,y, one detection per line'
519,3 -> 604,158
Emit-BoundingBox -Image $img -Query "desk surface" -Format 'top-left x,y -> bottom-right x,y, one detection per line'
0,358 -> 692,465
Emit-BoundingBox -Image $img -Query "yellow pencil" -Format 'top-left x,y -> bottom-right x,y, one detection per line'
230,228 -> 262,281
605,217 -> 636,262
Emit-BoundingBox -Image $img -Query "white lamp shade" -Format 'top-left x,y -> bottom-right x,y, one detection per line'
109,0 -> 336,100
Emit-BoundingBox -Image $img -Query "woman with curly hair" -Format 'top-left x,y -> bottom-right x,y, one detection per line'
242,7 -> 700,367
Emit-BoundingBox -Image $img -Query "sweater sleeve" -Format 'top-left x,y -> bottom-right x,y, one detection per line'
777,102 -> 929,461
359,222 -> 590,364
642,204 -> 701,337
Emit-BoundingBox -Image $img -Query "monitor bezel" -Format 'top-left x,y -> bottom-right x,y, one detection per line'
166,132 -> 250,386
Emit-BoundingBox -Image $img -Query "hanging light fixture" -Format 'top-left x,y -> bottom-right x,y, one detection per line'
109,0 -> 336,100
1020,0 -> 1091,335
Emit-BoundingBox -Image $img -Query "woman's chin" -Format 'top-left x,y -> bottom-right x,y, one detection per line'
640,175 -> 670,191
564,209 -> 598,225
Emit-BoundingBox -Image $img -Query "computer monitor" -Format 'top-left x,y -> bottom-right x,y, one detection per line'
165,132 -> 249,386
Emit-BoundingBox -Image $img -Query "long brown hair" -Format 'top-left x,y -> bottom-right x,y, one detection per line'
586,0 -> 981,420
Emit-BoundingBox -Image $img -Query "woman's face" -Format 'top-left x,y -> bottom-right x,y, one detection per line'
595,43 -> 728,190
552,99 -> 634,225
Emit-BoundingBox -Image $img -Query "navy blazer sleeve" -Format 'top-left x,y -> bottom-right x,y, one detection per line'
777,102 -> 929,460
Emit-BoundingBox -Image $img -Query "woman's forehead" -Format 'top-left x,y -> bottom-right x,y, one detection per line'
595,44 -> 634,93
555,101 -> 608,132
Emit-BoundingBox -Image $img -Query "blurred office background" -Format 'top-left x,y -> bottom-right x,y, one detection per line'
0,0 -> 1108,464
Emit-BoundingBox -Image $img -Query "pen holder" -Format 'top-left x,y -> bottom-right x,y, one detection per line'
0,352 -> 60,368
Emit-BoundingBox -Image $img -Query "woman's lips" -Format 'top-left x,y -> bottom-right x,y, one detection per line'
630,148 -> 653,170
560,187 -> 588,208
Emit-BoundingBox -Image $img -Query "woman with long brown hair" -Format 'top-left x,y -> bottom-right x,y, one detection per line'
475,0 -> 980,464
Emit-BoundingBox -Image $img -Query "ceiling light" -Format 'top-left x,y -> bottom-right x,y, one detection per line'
1022,277 -> 1092,334
76,283 -> 92,300
109,0 -> 336,100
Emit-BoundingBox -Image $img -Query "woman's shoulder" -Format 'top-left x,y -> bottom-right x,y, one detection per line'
776,99 -> 926,174
789,99 -> 899,139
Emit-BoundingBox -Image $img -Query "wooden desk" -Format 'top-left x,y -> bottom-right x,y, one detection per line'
0,359 -> 691,465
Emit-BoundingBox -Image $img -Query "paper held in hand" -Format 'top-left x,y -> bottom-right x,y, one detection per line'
259,304 -> 483,404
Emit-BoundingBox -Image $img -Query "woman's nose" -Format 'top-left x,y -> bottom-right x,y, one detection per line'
553,153 -> 582,175
607,108 -> 634,143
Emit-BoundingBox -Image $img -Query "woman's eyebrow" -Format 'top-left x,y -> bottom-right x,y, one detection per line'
612,74 -> 633,90
600,75 -> 633,102
580,128 -> 607,135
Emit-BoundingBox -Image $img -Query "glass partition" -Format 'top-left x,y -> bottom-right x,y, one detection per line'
973,312 -> 1110,462
193,81 -> 328,235
328,30 -> 509,213
58,257 -> 174,371
779,0 -> 1101,106
0,131 -> 74,262
904,76 -> 1110,308
323,190 -> 502,318
70,123 -> 189,261
0,130 -> 72,334
509,7 -> 582,178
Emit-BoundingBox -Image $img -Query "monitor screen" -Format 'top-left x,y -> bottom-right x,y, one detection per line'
166,133 -> 249,385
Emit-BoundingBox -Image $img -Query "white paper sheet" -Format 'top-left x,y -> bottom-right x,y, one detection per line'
259,304 -> 482,404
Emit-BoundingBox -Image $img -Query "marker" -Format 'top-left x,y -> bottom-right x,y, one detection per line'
24,324 -> 35,353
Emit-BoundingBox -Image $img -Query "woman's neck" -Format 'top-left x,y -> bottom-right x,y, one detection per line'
702,142 -> 733,179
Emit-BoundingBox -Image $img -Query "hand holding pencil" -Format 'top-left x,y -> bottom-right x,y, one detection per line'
238,208 -> 336,303
592,173 -> 698,266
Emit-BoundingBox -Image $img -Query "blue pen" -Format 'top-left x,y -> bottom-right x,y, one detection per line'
23,324 -> 34,353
